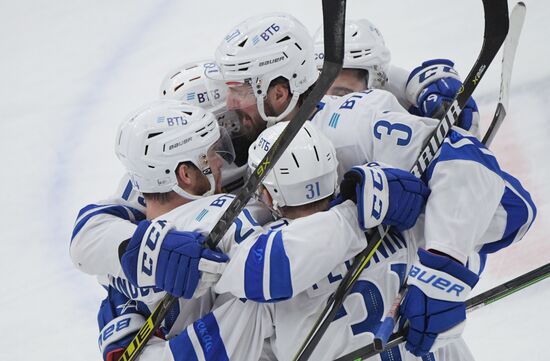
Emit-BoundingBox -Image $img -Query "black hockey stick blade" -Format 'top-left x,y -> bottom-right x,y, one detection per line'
335,261 -> 550,361
119,2 -> 346,360
293,1 -> 509,360
482,1 -> 526,146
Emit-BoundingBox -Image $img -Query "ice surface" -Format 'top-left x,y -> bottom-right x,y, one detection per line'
1,0 -> 548,359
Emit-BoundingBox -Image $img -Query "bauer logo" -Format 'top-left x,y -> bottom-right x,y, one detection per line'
168,136 -> 192,151
409,265 -> 465,297
259,56 -> 285,67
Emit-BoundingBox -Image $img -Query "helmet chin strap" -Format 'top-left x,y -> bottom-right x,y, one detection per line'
258,92 -> 300,127
172,172 -> 216,200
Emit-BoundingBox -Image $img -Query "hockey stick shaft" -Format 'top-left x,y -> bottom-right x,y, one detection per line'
482,1 -> 526,146
292,1 -> 509,360
118,2 -> 346,360
335,261 -> 550,361
373,3 -> 526,349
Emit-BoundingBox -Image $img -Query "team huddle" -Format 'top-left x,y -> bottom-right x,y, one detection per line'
70,12 -> 536,361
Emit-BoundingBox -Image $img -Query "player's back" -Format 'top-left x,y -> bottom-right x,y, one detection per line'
269,228 -> 475,361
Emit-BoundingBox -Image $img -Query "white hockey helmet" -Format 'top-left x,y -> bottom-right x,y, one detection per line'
314,18 -> 391,88
159,60 -> 241,136
215,12 -> 319,125
248,121 -> 338,210
115,100 -> 235,200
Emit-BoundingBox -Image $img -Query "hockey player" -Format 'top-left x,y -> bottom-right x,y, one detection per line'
211,12 -> 536,357
70,60 -> 243,280
100,120 -> 435,361
313,18 -> 479,136
159,60 -> 249,192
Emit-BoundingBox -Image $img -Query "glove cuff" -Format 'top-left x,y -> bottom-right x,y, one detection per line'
351,164 -> 389,230
134,220 -> 174,287
405,59 -> 461,106
407,249 -> 479,302
99,313 -> 145,356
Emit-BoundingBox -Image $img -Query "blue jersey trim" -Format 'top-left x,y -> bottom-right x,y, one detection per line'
425,130 -> 501,183
479,172 -> 536,254
193,313 -> 229,361
269,230 -> 293,300
71,204 -> 145,241
244,231 -> 270,301
169,329 -> 199,361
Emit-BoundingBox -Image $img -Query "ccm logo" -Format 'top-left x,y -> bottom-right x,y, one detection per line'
409,265 -> 465,297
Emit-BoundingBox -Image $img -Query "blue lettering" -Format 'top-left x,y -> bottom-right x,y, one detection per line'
448,283 -> 465,296
371,197 -> 383,220
141,253 -> 153,277
432,277 -> 451,290
258,137 -> 271,151
210,194 -> 235,207
260,23 -> 280,41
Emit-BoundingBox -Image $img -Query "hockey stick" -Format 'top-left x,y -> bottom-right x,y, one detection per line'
292,1 -> 509,360
334,261 -> 550,361
118,2 -> 346,360
371,2 -> 527,351
482,1 -> 526,146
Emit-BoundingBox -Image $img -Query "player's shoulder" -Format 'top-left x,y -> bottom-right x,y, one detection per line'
159,194 -> 235,230
313,89 -> 407,124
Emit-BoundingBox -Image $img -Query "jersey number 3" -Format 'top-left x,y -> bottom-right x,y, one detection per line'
374,120 -> 412,146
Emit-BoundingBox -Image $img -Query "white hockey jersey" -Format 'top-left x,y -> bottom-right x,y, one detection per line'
103,223 -> 476,361
309,89 -> 536,263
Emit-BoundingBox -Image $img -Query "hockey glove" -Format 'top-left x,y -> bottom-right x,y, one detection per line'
121,219 -> 229,299
97,287 -> 148,361
399,249 -> 479,356
339,163 -> 430,231
406,59 -> 479,134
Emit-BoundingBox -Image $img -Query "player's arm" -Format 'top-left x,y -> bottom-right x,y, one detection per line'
70,175 -> 146,276
214,198 -> 414,302
398,129 -> 536,356
99,291 -> 273,361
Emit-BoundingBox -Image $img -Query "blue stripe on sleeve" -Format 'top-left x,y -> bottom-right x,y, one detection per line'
244,231 -> 270,301
480,172 -> 536,254
71,204 -> 145,241
269,230 -> 293,300
121,180 -> 133,200
169,329 -> 199,361
193,313 -> 229,361
424,130 -> 501,183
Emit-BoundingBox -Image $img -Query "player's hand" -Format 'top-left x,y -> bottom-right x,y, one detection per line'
98,287 -> 148,361
399,249 -> 479,356
121,220 -> 229,299
339,163 -> 430,231
406,59 -> 479,133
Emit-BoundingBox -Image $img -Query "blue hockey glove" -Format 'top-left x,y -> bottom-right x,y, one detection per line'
406,59 -> 479,132
121,219 -> 229,299
97,287 -> 147,361
399,249 -> 480,356
339,163 -> 430,231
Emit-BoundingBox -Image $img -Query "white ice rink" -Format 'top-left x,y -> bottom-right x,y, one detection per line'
1,0 -> 549,359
